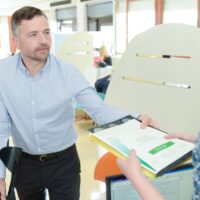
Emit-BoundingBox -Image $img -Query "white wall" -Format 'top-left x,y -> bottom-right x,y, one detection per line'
0,0 -> 110,55
0,17 -> 10,57
0,0 -> 198,56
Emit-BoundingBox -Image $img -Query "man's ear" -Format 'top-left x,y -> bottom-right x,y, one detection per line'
12,35 -> 19,49
8,34 -> 18,54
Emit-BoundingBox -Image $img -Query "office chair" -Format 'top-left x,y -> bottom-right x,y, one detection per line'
0,147 -> 22,200
94,152 -> 121,182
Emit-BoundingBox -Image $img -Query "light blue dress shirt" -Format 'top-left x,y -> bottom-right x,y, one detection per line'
0,53 -> 138,178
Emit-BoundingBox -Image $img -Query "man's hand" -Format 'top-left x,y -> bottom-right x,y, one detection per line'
0,178 -> 6,200
138,114 -> 159,129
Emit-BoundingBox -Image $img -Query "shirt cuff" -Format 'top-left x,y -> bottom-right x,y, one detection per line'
130,112 -> 140,119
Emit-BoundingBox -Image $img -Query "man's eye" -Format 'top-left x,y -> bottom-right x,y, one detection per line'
29,33 -> 37,37
44,31 -> 50,36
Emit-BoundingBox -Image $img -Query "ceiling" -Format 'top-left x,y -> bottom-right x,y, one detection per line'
0,0 -> 51,15
0,0 -> 46,8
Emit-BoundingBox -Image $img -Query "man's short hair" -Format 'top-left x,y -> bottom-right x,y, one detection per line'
11,6 -> 47,36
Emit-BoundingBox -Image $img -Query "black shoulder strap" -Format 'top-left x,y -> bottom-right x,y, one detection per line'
0,147 -> 22,200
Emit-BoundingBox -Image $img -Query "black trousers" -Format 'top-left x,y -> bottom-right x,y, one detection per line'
95,75 -> 110,95
14,144 -> 81,200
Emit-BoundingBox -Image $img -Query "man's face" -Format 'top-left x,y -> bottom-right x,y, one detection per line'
14,15 -> 51,62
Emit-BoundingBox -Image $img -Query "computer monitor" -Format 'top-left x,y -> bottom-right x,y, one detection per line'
106,164 -> 193,200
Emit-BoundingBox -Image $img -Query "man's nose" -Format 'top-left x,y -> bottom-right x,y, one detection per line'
38,32 -> 49,42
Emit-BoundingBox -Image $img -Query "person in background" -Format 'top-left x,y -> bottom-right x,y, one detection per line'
95,45 -> 112,94
0,6 -> 157,200
96,45 -> 112,68
117,132 -> 198,200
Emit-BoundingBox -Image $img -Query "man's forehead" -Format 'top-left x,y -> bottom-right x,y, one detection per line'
18,18 -> 49,31
19,16 -> 48,25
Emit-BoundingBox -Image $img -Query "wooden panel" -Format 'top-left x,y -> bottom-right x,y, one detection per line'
106,24 -> 200,135
56,32 -> 93,74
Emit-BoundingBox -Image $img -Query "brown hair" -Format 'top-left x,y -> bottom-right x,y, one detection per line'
11,6 -> 47,37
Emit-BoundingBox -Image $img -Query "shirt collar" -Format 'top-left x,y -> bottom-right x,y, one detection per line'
17,54 -> 51,77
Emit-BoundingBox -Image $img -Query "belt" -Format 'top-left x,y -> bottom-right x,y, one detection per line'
23,144 -> 75,162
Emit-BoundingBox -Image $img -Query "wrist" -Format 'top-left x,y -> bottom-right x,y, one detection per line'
131,170 -> 145,182
192,135 -> 198,143
130,172 -> 147,186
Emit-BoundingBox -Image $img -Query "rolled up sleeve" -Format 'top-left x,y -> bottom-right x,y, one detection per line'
70,68 -> 139,125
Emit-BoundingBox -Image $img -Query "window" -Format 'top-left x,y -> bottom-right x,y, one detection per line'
87,1 -> 113,31
86,1 -> 114,53
56,6 -> 77,32
164,0 -> 197,26
115,0 -> 154,54
128,0 -> 154,41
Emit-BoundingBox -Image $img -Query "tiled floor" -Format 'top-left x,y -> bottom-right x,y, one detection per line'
6,119 -> 105,200
75,119 -> 105,200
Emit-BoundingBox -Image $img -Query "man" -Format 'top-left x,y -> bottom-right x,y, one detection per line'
0,6 -> 157,200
